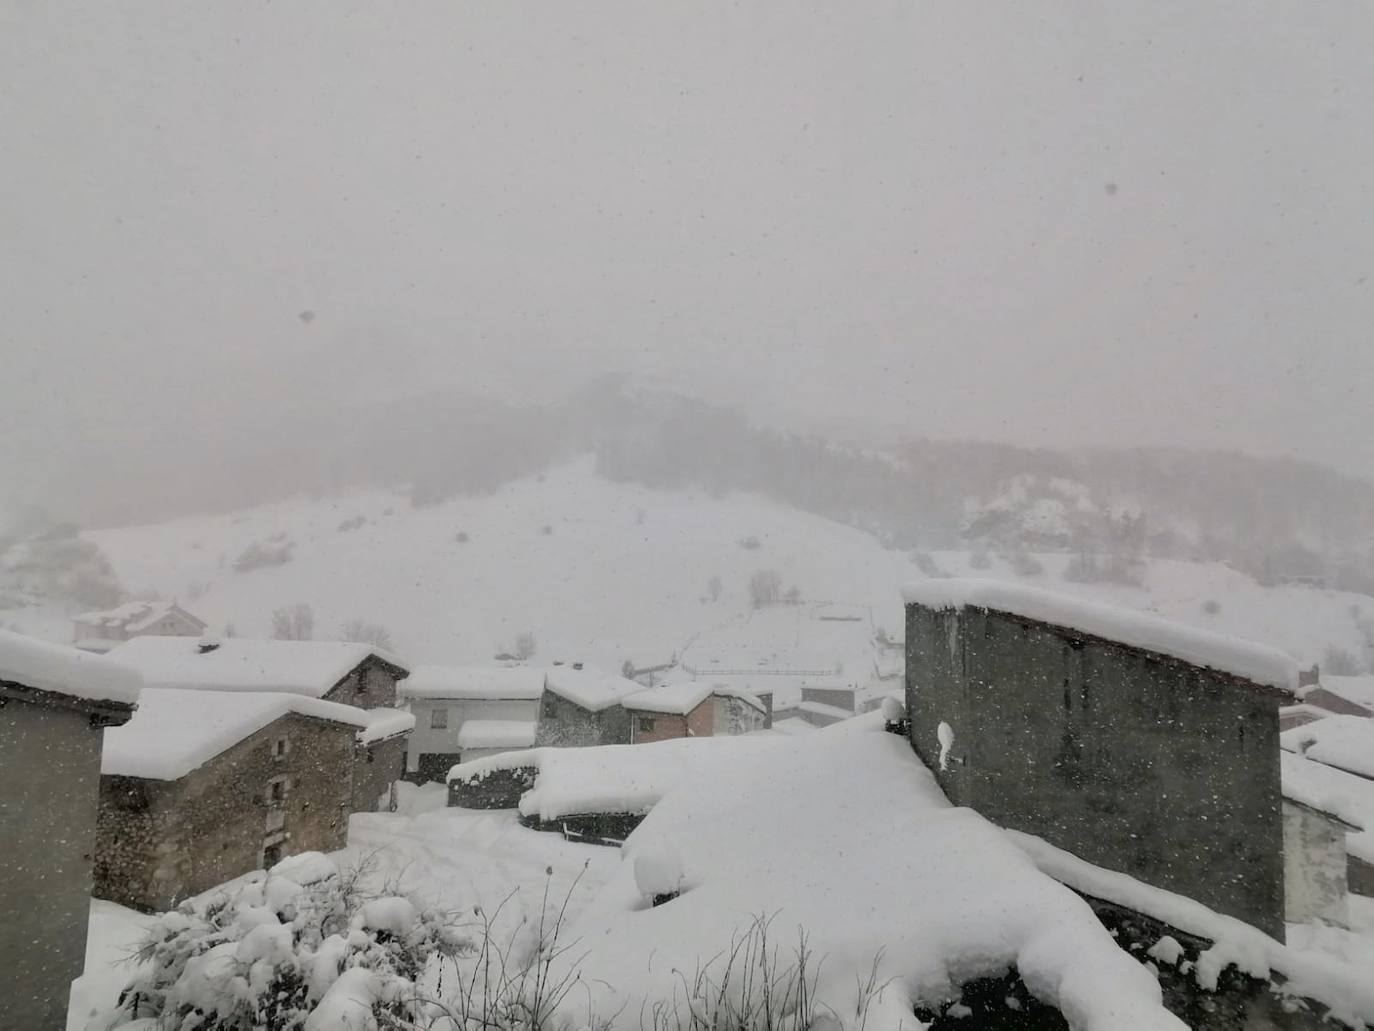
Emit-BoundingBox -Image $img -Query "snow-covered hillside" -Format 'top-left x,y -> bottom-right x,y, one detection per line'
7,457 -> 1371,673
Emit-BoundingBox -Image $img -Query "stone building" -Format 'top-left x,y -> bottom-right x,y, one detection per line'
96,688 -> 412,912
903,579 -> 1297,941
72,600 -> 207,654
711,686 -> 770,734
399,665 -> 544,781
0,630 -> 140,1031
534,664 -> 637,747
107,635 -> 411,806
623,682 -> 715,742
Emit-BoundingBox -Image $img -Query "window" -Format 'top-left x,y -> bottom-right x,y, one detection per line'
637,716 -> 656,733
430,708 -> 448,729
267,775 -> 288,805
543,698 -> 557,718
273,737 -> 288,759
262,843 -> 282,868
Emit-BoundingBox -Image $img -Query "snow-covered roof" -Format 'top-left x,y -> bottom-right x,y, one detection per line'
1281,751 -> 1374,861
106,636 -> 409,698
0,628 -> 141,707
543,665 -> 641,712
455,719 -> 538,750
623,681 -> 713,715
74,600 -> 206,634
798,699 -> 852,722
1281,715 -> 1374,781
902,578 -> 1298,692
359,708 -> 416,746
400,665 -> 545,700
101,688 -> 405,780
1318,675 -> 1374,713
449,736 -> 775,820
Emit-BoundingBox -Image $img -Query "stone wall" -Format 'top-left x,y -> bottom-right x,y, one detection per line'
712,694 -> 768,735
905,602 -> 1287,940
448,766 -> 536,809
351,734 -> 407,812
534,691 -> 631,747
96,712 -> 356,912
0,688 -> 126,1031
324,659 -> 402,709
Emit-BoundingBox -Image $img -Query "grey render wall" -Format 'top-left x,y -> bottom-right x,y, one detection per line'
1281,801 -> 1349,925
405,696 -> 539,773
905,603 -> 1287,940
0,691 -> 123,1031
534,691 -> 631,747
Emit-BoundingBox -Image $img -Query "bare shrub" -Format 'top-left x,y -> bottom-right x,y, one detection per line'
1323,645 -> 1364,677
339,619 -> 395,651
1201,599 -> 1221,616
749,570 -> 783,609
271,603 -> 314,641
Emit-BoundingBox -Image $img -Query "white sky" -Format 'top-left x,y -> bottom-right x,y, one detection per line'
3,1 -> 1373,499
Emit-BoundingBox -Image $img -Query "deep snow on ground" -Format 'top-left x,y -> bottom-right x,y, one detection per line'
67,901 -> 155,1031
72,746 -> 1374,1030
68,786 -> 618,1029
4,458 -> 1364,672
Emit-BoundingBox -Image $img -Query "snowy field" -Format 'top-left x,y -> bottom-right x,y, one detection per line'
3,458 -> 1366,675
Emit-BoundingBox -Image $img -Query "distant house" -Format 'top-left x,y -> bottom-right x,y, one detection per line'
399,666 -> 545,781
106,636 -> 413,811
623,682 -> 714,742
710,685 -> 770,734
904,579 -> 1297,941
535,664 -> 638,747
95,689 -> 412,912
1279,743 -> 1374,900
0,630 -> 140,1030
73,600 -> 207,653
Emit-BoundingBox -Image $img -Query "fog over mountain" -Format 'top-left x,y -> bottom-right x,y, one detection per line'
4,1 -> 1372,525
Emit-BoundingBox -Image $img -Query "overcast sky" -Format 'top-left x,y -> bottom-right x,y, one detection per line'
4,1 -> 1374,509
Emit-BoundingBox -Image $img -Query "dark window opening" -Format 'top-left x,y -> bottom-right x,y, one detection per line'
638,716 -> 656,733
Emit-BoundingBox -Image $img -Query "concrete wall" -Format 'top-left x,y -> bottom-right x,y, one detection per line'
405,696 -> 539,772
0,691 -> 117,1031
630,701 -> 713,743
95,712 -> 355,912
906,603 -> 1287,940
534,691 -> 631,747
351,734 -> 407,812
1282,801 -> 1350,925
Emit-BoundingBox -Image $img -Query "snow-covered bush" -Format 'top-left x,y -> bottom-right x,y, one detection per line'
634,842 -> 685,904
97,854 -> 468,1031
880,695 -> 906,726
